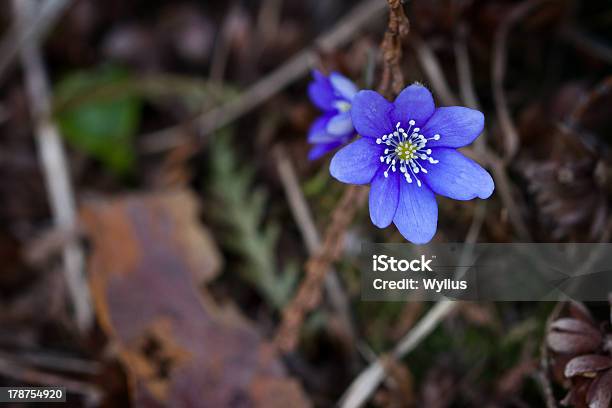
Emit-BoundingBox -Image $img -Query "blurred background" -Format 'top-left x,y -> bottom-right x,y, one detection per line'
0,0 -> 611,406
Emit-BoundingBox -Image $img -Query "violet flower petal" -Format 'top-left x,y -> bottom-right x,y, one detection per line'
422,107 -> 484,148
393,181 -> 438,244
369,168 -> 400,228
421,148 -> 494,200
330,138 -> 381,184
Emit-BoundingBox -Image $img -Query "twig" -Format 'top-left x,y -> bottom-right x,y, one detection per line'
482,149 -> 532,241
256,0 -> 284,44
274,185 -> 367,352
453,22 -> 532,240
560,25 -> 612,65
0,350 -> 101,376
567,75 -> 612,128
274,145 -> 356,344
536,370 -> 558,408
377,0 -> 409,97
23,225 -> 82,267
492,0 -> 544,160
14,0 -> 93,331
339,301 -> 457,408
453,23 -> 531,241
411,37 -> 459,106
209,5 -> 244,84
454,24 -> 487,154
465,201 -> 488,244
538,301 -> 564,408
454,25 -> 481,112
0,0 -> 72,83
561,75 -> 612,159
197,0 -> 387,138
252,0 -> 285,64
392,301 -> 458,359
274,146 -> 320,254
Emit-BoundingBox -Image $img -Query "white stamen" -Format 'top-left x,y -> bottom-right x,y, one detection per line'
375,119 -> 440,188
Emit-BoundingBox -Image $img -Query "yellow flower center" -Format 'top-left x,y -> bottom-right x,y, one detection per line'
335,101 -> 351,113
395,141 -> 418,161
376,120 -> 441,187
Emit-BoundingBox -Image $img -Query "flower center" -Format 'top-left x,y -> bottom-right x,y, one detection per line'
395,141 -> 418,161
334,100 -> 351,113
376,120 -> 441,187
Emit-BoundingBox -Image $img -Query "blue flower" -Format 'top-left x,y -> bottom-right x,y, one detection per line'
307,70 -> 359,160
329,84 -> 494,244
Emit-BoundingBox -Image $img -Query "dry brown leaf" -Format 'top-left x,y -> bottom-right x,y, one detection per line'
81,190 -> 311,408
547,317 -> 602,355
565,355 -> 612,379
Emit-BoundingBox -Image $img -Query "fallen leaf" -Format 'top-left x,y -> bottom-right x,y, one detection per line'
547,318 -> 602,355
81,190 -> 310,408
547,331 -> 601,355
550,318 -> 601,338
565,355 -> 612,378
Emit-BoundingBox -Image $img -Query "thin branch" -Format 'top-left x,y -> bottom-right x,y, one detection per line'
454,22 -> 532,240
274,144 -> 356,344
274,145 -> 320,254
0,350 -> 101,376
482,149 -> 532,241
560,25 -> 612,66
23,225 -> 82,267
377,0 -> 409,97
492,0 -> 544,160
14,0 -> 93,331
197,0 -> 387,138
209,5 -> 245,84
0,0 -> 72,83
538,301 -> 564,408
537,366 -> 558,408
339,302 -> 457,408
454,24 -> 486,154
454,25 -> 481,111
567,75 -> 612,128
411,37 -> 459,106
274,185 -> 367,352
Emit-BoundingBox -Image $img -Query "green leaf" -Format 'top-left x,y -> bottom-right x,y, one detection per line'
54,66 -> 142,174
